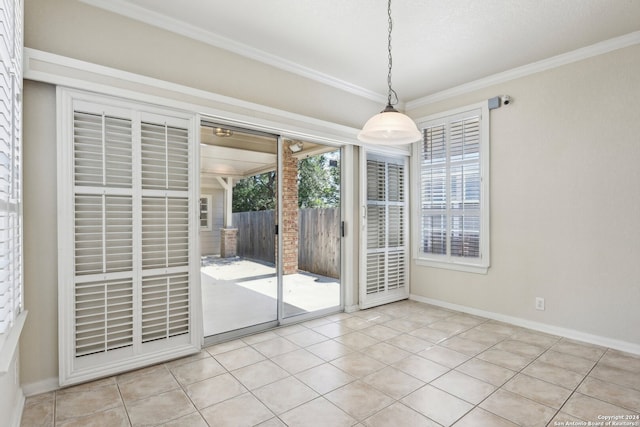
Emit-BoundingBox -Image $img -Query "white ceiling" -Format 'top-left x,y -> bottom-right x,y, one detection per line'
83,0 -> 640,104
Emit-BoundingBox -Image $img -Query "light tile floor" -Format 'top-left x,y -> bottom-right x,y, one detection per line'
21,300 -> 640,427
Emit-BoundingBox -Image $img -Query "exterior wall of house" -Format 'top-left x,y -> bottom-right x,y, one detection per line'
281,142 -> 299,274
408,43 -> 640,348
199,189 -> 224,257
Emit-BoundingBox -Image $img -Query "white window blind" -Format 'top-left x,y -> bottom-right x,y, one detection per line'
0,0 -> 23,345
58,91 -> 198,386
416,105 -> 489,273
361,153 -> 409,309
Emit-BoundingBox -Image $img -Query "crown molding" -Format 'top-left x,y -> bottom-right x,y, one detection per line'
78,0 -> 387,104
406,31 -> 640,111
73,2 -> 640,111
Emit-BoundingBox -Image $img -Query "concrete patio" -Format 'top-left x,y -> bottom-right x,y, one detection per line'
201,256 -> 340,336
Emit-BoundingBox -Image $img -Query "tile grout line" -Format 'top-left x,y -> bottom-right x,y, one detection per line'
546,347 -> 639,426
113,377 -> 134,427
35,302 -> 637,427
428,321 -> 533,426
543,350 -> 604,427
424,321 -> 579,426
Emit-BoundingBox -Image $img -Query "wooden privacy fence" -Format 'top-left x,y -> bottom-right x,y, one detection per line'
232,207 -> 340,278
298,208 -> 340,278
234,210 -> 276,264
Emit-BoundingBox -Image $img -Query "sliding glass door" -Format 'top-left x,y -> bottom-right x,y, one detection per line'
200,124 -> 279,338
199,122 -> 342,341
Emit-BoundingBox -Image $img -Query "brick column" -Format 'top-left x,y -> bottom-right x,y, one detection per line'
281,142 -> 299,275
220,228 -> 238,258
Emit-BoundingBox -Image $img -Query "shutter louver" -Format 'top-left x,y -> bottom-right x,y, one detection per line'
386,250 -> 405,291
141,272 -> 189,343
74,112 -> 132,188
74,195 -> 133,275
139,119 -> 190,346
421,125 -> 447,255
72,111 -> 135,358
419,112 -> 483,262
363,155 -> 408,304
450,117 -> 481,258
366,253 -> 384,295
367,159 -> 385,201
74,278 -> 133,357
0,0 -> 22,337
63,99 -> 195,383
0,58 -> 13,332
141,122 -> 188,191
141,197 -> 189,269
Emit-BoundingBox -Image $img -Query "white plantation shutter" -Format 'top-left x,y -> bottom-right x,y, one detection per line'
141,272 -> 189,343
74,195 -> 133,275
139,120 -> 190,345
0,0 -> 23,345
417,105 -> 489,272
361,153 -> 409,309
141,122 -> 189,191
59,92 -> 198,386
71,110 -> 136,362
74,278 -> 134,357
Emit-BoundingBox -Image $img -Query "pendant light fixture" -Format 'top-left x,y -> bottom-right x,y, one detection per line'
358,0 -> 421,145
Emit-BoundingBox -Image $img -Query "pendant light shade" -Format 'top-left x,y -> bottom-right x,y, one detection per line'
358,105 -> 422,145
358,0 -> 421,145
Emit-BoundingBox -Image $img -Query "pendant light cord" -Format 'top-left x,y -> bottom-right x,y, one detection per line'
387,0 -> 399,107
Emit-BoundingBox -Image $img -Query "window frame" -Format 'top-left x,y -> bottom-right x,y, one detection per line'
199,195 -> 212,231
0,0 -> 25,370
413,102 -> 490,274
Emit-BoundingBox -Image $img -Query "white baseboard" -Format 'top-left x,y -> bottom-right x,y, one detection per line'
344,304 -> 360,313
410,294 -> 640,356
10,391 -> 25,427
21,377 -> 59,397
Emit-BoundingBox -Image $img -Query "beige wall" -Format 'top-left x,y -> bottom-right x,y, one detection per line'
20,80 -> 59,387
24,0 -> 379,129
408,44 -> 640,346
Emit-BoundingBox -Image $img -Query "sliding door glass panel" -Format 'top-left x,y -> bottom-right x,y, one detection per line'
282,144 -> 341,320
200,123 -> 279,336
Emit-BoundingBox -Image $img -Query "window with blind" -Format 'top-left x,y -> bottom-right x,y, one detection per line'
361,152 -> 409,309
0,0 -> 24,356
415,104 -> 490,273
58,90 -> 199,386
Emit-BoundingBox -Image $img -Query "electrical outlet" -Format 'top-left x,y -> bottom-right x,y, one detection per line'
535,297 -> 545,311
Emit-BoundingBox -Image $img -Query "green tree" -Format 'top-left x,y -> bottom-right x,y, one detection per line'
232,153 -> 340,212
298,155 -> 340,208
232,172 -> 276,212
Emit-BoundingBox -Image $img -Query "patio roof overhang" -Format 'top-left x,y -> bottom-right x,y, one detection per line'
199,125 -> 338,186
